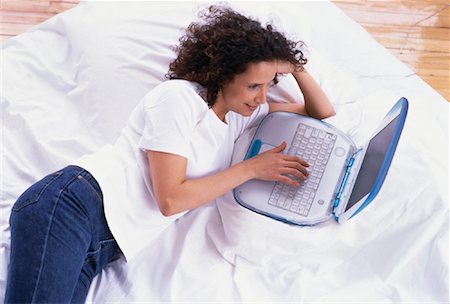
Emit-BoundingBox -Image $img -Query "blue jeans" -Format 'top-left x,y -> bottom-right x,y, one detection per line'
5,166 -> 122,303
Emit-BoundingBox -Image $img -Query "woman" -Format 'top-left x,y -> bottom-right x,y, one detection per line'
5,5 -> 334,303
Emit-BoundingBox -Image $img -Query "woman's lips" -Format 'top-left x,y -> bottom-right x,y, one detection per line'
246,103 -> 258,111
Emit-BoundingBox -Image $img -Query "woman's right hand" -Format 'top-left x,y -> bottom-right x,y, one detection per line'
244,142 -> 309,186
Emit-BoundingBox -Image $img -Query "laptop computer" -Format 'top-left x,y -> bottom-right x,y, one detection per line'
233,97 -> 408,225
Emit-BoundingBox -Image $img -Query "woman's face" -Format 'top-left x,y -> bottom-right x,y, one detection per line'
212,61 -> 277,121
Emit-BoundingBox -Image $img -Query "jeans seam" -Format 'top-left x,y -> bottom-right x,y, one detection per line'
85,239 -> 117,265
31,167 -> 85,302
12,171 -> 63,211
76,175 -> 103,204
88,239 -> 116,254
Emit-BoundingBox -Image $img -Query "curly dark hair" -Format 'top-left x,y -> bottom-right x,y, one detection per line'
166,5 -> 307,107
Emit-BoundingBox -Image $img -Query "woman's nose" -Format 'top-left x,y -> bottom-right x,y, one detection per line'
255,87 -> 268,104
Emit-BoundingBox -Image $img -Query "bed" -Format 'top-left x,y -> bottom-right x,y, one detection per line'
1,1 -> 448,302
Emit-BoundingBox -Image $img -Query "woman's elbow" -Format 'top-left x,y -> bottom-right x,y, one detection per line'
156,196 -> 177,217
160,206 -> 175,217
312,107 -> 336,120
321,98 -> 336,119
322,107 -> 336,119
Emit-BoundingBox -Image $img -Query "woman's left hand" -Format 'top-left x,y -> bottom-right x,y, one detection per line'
276,60 -> 301,75
274,60 -> 335,120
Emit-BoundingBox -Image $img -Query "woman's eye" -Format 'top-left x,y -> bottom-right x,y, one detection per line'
249,84 -> 259,90
270,76 -> 278,87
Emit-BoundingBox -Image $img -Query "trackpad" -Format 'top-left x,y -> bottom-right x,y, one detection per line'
259,143 -> 277,154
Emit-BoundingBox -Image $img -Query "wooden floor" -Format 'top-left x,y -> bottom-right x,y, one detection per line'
1,0 -> 449,101
333,0 -> 449,101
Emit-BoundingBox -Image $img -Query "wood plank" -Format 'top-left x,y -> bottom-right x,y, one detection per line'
333,0 -> 450,7
336,8 -> 449,28
364,23 -> 450,41
333,0 -> 448,15
0,11 -> 54,24
420,74 -> 450,90
419,67 -> 450,78
0,1 -> 51,13
48,1 -> 80,13
375,36 -> 449,53
418,7 -> 450,28
0,1 -> 79,14
389,50 -> 450,70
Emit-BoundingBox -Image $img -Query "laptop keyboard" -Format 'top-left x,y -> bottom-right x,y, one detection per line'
268,123 -> 337,216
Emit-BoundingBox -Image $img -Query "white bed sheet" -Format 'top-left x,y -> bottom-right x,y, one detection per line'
1,1 -> 448,303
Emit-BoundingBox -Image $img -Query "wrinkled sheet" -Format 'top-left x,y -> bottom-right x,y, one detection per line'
1,1 -> 448,302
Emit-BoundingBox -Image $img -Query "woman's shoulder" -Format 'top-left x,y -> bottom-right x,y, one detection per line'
152,79 -> 201,95
142,80 -> 208,114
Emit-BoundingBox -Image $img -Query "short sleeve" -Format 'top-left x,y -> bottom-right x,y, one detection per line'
138,81 -> 207,158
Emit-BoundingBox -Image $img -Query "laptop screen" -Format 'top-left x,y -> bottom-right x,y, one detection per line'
345,114 -> 400,211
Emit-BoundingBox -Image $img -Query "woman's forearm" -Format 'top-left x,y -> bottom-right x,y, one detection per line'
164,162 -> 253,215
292,69 -> 335,119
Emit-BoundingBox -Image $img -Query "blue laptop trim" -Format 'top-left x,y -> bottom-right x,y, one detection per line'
245,139 -> 263,160
348,97 -> 409,219
237,199 -> 302,225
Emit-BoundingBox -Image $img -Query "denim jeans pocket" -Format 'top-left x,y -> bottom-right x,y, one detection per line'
12,170 -> 63,212
76,174 -> 103,203
85,239 -> 121,271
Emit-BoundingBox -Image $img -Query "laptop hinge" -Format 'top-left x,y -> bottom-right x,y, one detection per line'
332,154 -> 356,210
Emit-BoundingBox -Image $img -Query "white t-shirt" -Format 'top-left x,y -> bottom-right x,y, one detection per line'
74,80 -> 269,260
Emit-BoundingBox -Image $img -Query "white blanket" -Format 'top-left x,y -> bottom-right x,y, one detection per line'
1,1 -> 448,302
